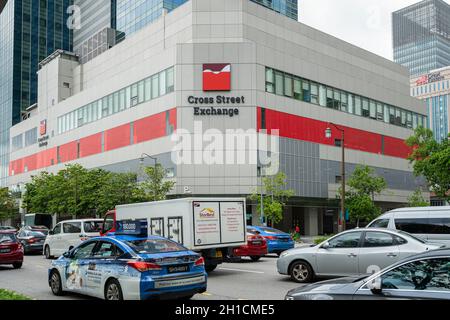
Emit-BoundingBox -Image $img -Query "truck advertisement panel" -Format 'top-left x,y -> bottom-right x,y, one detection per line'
193,201 -> 245,247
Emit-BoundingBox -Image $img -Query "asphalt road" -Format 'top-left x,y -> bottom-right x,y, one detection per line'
0,254 -> 303,300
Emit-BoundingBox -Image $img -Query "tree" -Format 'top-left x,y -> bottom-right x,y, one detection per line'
0,188 -> 18,222
407,189 -> 429,207
340,165 -> 387,227
250,172 -> 295,225
406,127 -> 450,202
139,164 -> 175,201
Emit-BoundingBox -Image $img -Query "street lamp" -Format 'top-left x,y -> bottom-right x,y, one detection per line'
325,123 -> 346,233
140,153 -> 157,167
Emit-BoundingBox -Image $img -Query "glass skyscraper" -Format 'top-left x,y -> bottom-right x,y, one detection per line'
393,0 -> 450,77
116,0 -> 189,42
250,0 -> 298,20
0,0 -> 73,186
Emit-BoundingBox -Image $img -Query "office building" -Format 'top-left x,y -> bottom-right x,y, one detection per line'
9,0 -> 427,236
393,0 -> 450,76
411,67 -> 450,142
0,0 -> 73,186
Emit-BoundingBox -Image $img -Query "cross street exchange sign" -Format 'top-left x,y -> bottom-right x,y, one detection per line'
188,95 -> 245,117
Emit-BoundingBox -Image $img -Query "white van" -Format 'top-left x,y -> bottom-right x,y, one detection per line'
43,219 -> 103,259
367,206 -> 450,246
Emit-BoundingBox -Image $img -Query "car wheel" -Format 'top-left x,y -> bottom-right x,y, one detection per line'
250,256 -> 261,262
44,245 -> 53,259
13,262 -> 22,269
290,261 -> 314,283
105,279 -> 123,301
205,264 -> 218,273
49,270 -> 64,296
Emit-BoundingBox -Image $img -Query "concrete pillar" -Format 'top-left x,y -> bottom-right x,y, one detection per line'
304,208 -> 319,236
251,204 -> 260,226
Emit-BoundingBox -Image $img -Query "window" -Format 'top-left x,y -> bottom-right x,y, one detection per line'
53,224 -> 61,235
124,239 -> 186,254
275,71 -> 284,96
119,90 -> 126,111
284,74 -> 293,97
389,107 -> 396,125
25,128 -> 37,147
293,78 -> 302,100
384,105 -> 390,124
310,83 -> 319,105
73,241 -> 97,260
381,258 -> 450,292
363,232 -> 395,247
319,85 -> 327,107
138,80 -> 145,103
341,92 -> 348,112
362,98 -> 370,117
328,231 -> 362,248
265,68 -> 275,93
144,78 -> 151,101
369,100 -> 376,119
83,221 -> 103,233
152,74 -> 159,99
91,241 -> 123,258
166,67 -> 174,93
63,222 -> 82,234
333,90 -> 341,110
376,103 -> 384,121
368,219 -> 390,228
302,81 -> 311,103
395,218 -> 429,234
326,88 -> 334,108
427,218 -> 450,235
159,70 -> 166,96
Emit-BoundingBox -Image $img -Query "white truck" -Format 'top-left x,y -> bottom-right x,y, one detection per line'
101,198 -> 248,272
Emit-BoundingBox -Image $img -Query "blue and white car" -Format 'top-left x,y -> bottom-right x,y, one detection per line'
48,235 -> 207,300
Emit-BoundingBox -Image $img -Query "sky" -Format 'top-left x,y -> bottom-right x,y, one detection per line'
299,0 -> 449,61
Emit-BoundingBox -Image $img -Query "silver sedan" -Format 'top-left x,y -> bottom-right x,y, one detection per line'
277,228 -> 443,283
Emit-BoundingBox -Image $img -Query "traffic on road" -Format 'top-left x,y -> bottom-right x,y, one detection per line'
1,200 -> 450,301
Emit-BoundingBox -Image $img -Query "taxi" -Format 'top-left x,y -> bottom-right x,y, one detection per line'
48,233 -> 207,300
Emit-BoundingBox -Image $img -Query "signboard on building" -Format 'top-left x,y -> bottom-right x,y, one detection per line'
203,64 -> 231,91
416,71 -> 446,86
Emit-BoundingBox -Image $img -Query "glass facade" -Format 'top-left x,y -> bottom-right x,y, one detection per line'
116,0 -> 188,42
427,94 -> 449,142
0,0 -> 73,186
266,67 -> 428,130
393,0 -> 450,76
250,0 -> 298,20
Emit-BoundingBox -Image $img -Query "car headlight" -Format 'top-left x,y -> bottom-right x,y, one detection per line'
285,296 -> 294,300
280,251 -> 290,258
303,294 -> 334,300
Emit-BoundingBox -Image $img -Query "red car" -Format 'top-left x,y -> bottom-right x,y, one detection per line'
0,231 -> 24,269
232,232 -> 268,261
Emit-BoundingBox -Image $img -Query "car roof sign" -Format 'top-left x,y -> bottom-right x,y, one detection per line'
115,219 -> 148,237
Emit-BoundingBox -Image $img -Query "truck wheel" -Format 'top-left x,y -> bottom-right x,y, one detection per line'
250,256 -> 261,262
205,264 -> 218,272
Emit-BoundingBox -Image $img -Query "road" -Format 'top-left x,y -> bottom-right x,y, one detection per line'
0,254 -> 303,300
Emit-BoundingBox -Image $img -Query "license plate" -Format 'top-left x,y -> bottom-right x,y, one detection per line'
215,250 -> 223,258
279,238 -> 289,242
155,276 -> 205,289
168,265 -> 189,274
252,241 -> 262,246
0,249 -> 10,254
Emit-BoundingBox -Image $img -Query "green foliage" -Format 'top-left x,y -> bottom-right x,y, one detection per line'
0,188 -> 18,221
407,189 -> 430,207
140,164 -> 176,201
339,165 -> 386,226
22,164 -> 159,218
0,289 -> 31,300
406,127 -> 450,201
250,172 -> 295,225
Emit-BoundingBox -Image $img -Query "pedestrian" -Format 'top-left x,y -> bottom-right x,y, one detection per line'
295,225 -> 301,241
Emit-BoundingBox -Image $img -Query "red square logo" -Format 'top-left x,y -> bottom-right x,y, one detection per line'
40,120 -> 47,136
203,64 -> 231,91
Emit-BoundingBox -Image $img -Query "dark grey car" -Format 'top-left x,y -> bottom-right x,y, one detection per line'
285,248 -> 450,300
17,227 -> 48,254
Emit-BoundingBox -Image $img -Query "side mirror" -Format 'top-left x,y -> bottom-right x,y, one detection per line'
321,242 -> 330,249
63,251 -> 71,258
367,278 -> 383,295
48,230 -> 54,235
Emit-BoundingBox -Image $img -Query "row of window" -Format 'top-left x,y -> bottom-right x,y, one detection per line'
412,80 -> 450,96
265,67 -> 428,130
11,127 -> 37,152
57,67 -> 174,135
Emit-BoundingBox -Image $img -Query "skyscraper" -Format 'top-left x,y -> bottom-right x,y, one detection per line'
393,0 -> 450,77
250,0 -> 298,20
0,0 -> 73,186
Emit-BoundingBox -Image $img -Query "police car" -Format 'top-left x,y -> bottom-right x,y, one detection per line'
48,221 -> 207,300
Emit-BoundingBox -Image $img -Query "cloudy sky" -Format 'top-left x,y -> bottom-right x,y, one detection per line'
299,0 -> 449,61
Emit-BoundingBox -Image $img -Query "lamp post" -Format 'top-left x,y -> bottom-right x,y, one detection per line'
325,123 -> 346,233
140,153 -> 158,201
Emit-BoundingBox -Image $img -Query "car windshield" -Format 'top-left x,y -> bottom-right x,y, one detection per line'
0,234 -> 15,243
84,221 -> 103,233
124,239 -> 187,254
398,230 -> 426,244
259,227 -> 285,234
